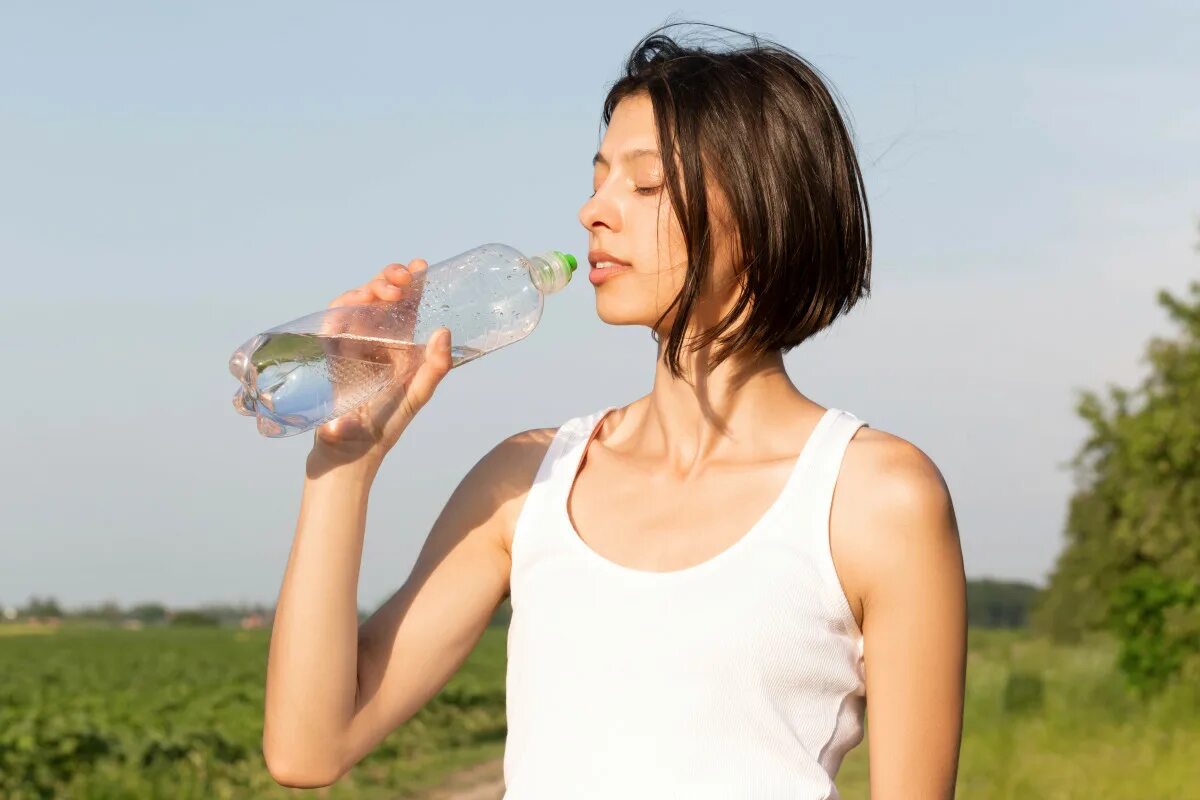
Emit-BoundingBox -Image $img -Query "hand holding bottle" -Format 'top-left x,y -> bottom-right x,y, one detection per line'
229,243 -> 577,442
309,259 -> 453,469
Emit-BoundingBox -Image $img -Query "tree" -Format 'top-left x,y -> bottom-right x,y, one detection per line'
21,595 -> 63,618
966,578 -> 1041,628
130,602 -> 168,624
169,610 -> 220,627
76,600 -> 124,623
1033,224 -> 1200,694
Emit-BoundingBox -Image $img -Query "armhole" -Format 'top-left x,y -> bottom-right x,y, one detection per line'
814,414 -> 868,641
508,421 -> 578,584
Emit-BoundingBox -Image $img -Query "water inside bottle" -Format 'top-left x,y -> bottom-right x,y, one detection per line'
231,331 -> 482,437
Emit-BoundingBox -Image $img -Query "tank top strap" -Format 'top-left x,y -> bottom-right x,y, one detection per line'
509,406 -> 618,580
767,408 -> 868,636
796,409 -> 869,526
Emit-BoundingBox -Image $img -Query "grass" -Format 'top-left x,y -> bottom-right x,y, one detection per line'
834,629 -> 1199,798
1,623 -> 1195,798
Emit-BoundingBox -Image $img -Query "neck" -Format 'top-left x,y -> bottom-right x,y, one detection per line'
629,336 -> 817,470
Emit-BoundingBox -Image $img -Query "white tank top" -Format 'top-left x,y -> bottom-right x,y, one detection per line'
502,405 -> 868,800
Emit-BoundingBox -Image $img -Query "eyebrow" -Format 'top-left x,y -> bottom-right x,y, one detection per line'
592,148 -> 660,167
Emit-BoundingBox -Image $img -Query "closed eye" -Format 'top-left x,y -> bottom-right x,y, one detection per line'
587,186 -> 661,198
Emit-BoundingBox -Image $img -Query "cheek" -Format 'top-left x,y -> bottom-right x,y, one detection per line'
652,215 -> 690,311
654,202 -> 739,302
654,202 -> 688,273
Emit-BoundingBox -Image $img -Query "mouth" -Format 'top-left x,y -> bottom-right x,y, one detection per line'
587,260 -> 633,286
588,250 -> 632,270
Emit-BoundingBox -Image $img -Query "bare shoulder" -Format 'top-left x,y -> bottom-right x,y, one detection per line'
395,424 -> 560,610
840,425 -> 952,512
830,424 -> 962,626
465,425 -> 561,556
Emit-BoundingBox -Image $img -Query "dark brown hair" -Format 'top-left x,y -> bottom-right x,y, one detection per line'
600,22 -> 873,379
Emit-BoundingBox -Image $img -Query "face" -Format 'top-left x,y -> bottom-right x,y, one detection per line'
579,93 -> 742,337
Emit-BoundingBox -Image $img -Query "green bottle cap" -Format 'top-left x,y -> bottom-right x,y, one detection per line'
554,251 -> 578,274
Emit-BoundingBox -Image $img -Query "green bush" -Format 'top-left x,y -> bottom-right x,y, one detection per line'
1002,669 -> 1045,715
168,611 -> 219,627
1107,564 -> 1200,697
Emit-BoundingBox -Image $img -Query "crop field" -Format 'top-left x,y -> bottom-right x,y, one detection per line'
1,624 -> 1195,799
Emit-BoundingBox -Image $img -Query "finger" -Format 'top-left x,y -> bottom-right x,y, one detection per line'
369,277 -> 403,301
383,264 -> 413,287
328,288 -> 369,309
405,327 -> 453,412
399,259 -> 429,306
347,288 -> 373,306
374,263 -> 408,282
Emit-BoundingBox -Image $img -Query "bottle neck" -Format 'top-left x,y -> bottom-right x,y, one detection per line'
526,252 -> 572,294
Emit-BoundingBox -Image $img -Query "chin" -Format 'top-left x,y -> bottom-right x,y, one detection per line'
594,296 -> 676,331
594,294 -> 655,327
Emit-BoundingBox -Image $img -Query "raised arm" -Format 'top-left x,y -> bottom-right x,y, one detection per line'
262,427 -> 553,787
260,256 -> 554,787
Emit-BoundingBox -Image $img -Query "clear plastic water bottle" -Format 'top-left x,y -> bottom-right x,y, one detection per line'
228,243 -> 577,438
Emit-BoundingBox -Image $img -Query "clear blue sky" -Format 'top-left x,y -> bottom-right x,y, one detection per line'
1,1 -> 1196,610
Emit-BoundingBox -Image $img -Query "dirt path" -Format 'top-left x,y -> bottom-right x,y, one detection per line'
412,756 -> 505,800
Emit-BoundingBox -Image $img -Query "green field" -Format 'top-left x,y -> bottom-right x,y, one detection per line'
1,624 -> 1196,799
836,629 -> 1199,798
0,624 -> 506,799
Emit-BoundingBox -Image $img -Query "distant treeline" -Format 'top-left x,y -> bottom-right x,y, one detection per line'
9,579 -> 1040,631
484,580 -> 1042,631
966,578 -> 1041,629
1,596 -> 279,627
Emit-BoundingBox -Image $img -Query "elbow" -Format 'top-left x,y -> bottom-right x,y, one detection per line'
263,750 -> 342,789
262,739 -> 344,789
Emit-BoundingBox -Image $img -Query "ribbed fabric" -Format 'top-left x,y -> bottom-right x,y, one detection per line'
502,406 -> 868,799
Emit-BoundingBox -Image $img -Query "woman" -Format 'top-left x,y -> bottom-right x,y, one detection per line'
263,23 -> 967,799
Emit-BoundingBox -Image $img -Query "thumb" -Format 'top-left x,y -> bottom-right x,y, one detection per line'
405,327 -> 454,409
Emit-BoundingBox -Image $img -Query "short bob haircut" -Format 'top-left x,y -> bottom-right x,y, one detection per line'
600,22 -> 873,379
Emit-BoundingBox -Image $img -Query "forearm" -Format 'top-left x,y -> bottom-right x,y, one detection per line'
262,453 -> 379,785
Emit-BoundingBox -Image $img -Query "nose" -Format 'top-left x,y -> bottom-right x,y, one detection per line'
579,188 -> 617,233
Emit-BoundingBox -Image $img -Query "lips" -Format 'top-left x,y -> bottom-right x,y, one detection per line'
588,249 -> 632,269
588,261 -> 632,286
